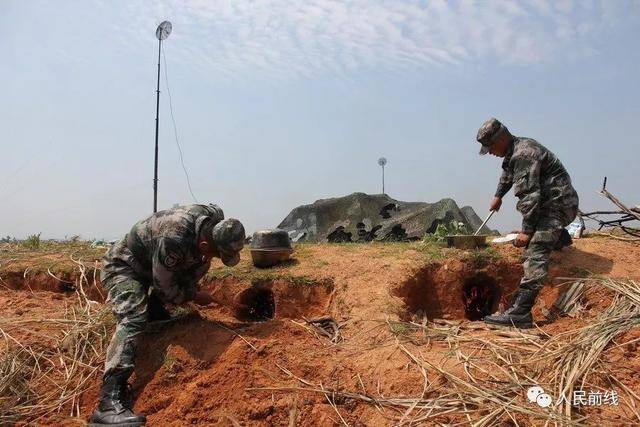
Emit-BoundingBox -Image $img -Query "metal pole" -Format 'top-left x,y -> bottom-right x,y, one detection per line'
153,39 -> 162,213
382,165 -> 385,195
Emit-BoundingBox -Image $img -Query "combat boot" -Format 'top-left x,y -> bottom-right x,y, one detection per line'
483,289 -> 538,329
89,372 -> 146,426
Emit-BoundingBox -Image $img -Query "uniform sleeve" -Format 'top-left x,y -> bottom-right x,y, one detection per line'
151,238 -> 198,304
512,155 -> 543,234
206,204 -> 225,223
494,165 -> 514,198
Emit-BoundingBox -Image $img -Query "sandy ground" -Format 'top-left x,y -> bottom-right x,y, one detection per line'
1,236 -> 639,425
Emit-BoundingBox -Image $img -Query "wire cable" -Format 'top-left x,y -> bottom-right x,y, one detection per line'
161,43 -> 198,203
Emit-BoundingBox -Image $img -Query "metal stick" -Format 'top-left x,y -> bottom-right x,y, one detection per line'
474,210 -> 495,236
153,38 -> 162,213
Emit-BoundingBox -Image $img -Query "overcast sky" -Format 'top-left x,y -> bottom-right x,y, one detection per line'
2,0 -> 639,240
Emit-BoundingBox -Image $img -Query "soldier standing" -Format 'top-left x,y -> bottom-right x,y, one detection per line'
90,204 -> 245,426
476,118 -> 579,329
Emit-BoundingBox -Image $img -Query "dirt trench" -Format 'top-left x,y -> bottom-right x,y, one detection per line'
201,277 -> 334,321
1,270 -> 106,302
393,259 -> 523,321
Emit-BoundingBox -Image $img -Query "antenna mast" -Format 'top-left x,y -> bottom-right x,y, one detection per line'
153,21 -> 172,213
378,157 -> 387,195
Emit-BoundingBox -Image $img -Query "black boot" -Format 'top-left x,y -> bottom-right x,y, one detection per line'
483,289 -> 538,329
89,372 -> 146,426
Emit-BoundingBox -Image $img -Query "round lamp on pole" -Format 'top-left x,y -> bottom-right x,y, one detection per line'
378,157 -> 387,195
153,21 -> 172,213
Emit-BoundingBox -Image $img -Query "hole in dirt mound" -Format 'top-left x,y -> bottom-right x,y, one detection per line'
393,261 -> 520,321
204,277 -> 334,321
462,274 -> 499,321
233,288 -> 276,321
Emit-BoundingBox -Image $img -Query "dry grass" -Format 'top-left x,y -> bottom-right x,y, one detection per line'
0,260 -> 113,423
0,240 -> 105,276
1,241 -> 639,425
250,278 -> 640,425
534,278 -> 640,421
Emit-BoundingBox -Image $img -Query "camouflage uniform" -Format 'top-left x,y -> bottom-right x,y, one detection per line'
100,204 -> 224,378
494,137 -> 579,291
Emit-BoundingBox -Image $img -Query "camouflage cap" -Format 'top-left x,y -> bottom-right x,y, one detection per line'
476,118 -> 508,155
211,218 -> 245,266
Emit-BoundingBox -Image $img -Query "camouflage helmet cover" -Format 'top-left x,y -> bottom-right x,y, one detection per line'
211,218 -> 245,266
476,117 -> 509,155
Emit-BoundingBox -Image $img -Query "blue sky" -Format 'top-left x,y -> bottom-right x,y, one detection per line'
1,0 -> 639,239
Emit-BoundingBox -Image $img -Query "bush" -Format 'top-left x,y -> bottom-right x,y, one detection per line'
22,233 -> 41,250
422,221 -> 470,243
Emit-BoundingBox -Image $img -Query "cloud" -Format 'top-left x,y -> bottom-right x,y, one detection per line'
98,0 -> 640,79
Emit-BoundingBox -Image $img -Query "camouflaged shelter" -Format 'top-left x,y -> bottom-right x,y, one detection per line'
277,193 -> 496,243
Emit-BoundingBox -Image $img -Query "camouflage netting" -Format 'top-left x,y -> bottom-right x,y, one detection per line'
277,193 -> 497,243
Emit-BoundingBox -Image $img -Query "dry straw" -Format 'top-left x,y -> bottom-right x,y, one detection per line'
249,278 -> 640,425
0,259 -> 112,423
2,254 -> 639,425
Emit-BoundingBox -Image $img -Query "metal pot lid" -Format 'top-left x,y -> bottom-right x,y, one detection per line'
250,247 -> 294,253
250,229 -> 293,250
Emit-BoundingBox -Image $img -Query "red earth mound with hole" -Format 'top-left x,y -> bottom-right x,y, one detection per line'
1,237 -> 639,425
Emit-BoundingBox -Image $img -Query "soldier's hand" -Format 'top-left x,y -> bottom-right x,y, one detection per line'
513,233 -> 532,248
490,197 -> 502,212
193,291 -> 214,306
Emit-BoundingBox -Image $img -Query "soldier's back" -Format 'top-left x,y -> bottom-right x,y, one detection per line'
512,137 -> 569,182
106,204 -> 223,276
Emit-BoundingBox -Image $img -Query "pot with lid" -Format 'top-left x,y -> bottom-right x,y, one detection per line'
250,229 -> 294,268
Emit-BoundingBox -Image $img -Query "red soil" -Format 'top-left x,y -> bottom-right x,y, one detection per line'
1,237 -> 639,425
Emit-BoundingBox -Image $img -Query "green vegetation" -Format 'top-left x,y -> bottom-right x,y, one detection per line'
464,246 -> 502,268
417,240 -> 447,261
205,256 -> 332,288
422,220 -> 471,244
22,233 -> 41,250
387,320 -> 417,336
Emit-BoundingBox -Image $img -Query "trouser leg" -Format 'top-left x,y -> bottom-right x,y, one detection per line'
519,229 -> 561,292
103,278 -> 149,380
91,276 -> 148,425
484,229 -> 561,328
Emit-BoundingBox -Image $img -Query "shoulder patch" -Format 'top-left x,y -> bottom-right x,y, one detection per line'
163,251 -> 183,268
